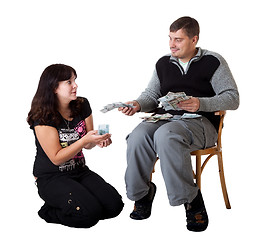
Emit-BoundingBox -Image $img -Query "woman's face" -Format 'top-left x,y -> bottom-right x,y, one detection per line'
55,73 -> 78,104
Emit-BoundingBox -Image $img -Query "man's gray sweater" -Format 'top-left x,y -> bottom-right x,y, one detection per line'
136,48 -> 239,115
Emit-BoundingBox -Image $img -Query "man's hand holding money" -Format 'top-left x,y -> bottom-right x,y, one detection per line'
177,97 -> 200,112
118,101 -> 140,116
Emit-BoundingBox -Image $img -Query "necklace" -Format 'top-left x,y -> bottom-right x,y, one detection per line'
63,118 -> 70,130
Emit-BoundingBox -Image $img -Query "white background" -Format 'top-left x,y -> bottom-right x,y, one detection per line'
1,0 -> 259,239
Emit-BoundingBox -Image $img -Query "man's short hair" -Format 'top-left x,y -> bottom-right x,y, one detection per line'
170,16 -> 200,39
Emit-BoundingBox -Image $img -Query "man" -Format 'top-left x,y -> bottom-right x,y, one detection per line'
119,16 -> 239,232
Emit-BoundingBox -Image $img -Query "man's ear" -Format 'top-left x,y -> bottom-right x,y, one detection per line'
192,35 -> 199,45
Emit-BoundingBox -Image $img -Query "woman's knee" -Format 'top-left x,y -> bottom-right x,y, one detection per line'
61,214 -> 100,228
103,197 -> 124,219
100,185 -> 124,219
60,198 -> 122,228
59,199 -> 102,228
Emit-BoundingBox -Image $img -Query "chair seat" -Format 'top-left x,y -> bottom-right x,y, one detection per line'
191,145 -> 219,155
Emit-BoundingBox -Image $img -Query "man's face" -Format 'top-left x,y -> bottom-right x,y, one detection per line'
169,29 -> 198,62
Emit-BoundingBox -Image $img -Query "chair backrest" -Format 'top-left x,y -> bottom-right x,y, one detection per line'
215,111 -> 226,151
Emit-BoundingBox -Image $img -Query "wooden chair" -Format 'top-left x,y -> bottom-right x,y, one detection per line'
151,111 -> 231,209
190,111 -> 231,209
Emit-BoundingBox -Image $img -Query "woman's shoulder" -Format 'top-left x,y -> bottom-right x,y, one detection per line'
74,97 -> 92,119
76,97 -> 91,110
77,96 -> 88,104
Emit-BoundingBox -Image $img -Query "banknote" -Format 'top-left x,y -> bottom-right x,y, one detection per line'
98,124 -> 109,135
158,92 -> 191,111
100,102 -> 134,113
140,113 -> 173,123
140,113 -> 202,123
181,113 -> 202,119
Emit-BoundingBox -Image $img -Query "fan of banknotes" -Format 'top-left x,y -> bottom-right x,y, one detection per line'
100,102 -> 134,113
140,113 -> 173,123
141,112 -> 203,123
158,92 -> 191,111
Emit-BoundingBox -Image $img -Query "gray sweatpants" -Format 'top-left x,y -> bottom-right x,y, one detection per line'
125,116 -> 217,206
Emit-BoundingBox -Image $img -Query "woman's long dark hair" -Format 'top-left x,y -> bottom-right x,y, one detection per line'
27,64 -> 83,128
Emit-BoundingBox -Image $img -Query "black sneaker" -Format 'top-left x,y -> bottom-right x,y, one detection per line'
184,190 -> 209,232
130,182 -> 156,220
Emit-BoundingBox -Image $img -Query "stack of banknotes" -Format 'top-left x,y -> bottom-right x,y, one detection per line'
100,102 -> 134,113
98,124 -> 109,135
158,92 -> 191,111
141,113 -> 202,123
140,113 -> 173,123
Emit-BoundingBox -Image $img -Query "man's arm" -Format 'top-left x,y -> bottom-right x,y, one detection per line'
198,53 -> 239,112
135,69 -> 162,112
119,69 -> 162,116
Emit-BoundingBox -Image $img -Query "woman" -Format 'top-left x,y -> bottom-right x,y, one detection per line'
27,64 -> 124,228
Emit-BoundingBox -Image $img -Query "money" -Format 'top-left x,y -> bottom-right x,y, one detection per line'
181,113 -> 202,119
158,92 -> 191,111
100,102 -> 134,113
141,113 -> 173,123
98,124 -> 109,135
140,112 -> 202,123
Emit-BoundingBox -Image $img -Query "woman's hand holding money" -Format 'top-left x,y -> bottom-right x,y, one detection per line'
83,130 -> 112,149
97,137 -> 112,148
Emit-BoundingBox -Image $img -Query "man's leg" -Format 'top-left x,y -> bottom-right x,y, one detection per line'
153,117 -> 217,231
153,117 -> 217,206
125,121 -> 166,201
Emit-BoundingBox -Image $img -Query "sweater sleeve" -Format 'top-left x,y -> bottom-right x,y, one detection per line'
198,53 -> 239,112
136,69 -> 162,112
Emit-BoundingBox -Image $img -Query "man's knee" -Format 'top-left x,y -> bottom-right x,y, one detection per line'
154,121 -> 191,147
127,123 -> 155,146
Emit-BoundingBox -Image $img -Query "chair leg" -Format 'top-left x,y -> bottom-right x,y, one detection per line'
195,154 -> 202,189
150,167 -> 154,181
217,152 -> 231,209
150,158 -> 159,181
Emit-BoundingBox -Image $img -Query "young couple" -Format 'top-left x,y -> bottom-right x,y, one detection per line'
27,16 -> 239,231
